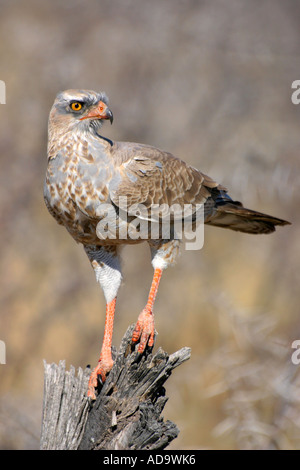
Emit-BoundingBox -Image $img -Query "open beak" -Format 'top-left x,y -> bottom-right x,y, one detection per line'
80,101 -> 113,124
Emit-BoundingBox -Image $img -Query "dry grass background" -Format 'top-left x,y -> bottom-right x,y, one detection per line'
0,0 -> 299,449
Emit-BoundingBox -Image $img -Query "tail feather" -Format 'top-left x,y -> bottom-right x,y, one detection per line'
205,200 -> 291,234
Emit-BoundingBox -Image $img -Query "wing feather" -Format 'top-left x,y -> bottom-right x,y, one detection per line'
109,142 -> 222,219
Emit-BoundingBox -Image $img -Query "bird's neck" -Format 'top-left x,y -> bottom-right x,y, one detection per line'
47,124 -> 113,161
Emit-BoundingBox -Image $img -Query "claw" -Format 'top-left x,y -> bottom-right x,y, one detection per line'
87,358 -> 114,400
132,308 -> 155,353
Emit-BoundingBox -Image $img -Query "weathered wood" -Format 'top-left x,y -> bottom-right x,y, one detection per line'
40,325 -> 191,450
40,360 -> 91,450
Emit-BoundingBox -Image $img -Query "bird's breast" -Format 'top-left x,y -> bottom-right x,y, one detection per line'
44,142 -> 114,244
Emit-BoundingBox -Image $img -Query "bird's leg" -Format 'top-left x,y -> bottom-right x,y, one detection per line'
132,267 -> 162,353
87,297 -> 116,400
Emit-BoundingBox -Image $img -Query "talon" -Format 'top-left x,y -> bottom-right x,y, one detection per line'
87,358 -> 114,400
132,308 -> 155,353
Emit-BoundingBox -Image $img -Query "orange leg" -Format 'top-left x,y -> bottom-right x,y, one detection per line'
87,297 -> 116,400
132,268 -> 162,353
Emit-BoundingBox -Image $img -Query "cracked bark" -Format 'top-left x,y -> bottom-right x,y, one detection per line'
40,325 -> 191,450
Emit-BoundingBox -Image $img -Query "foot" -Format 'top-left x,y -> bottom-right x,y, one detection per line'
132,308 -> 155,353
87,357 -> 114,400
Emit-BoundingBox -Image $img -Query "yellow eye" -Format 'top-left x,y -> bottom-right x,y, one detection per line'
70,102 -> 83,111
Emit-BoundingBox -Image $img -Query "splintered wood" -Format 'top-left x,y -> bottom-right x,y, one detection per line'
40,325 -> 191,450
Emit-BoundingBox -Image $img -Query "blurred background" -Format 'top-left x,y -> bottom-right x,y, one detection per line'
0,0 -> 299,450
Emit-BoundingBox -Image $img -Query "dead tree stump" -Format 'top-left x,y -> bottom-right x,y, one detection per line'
40,325 -> 191,450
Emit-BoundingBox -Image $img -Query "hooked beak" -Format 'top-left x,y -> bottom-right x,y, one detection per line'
80,101 -> 113,124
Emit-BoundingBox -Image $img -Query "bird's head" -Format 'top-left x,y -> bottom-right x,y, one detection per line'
49,89 -> 113,135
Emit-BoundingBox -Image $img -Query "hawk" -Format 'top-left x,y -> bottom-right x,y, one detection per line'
44,89 -> 290,399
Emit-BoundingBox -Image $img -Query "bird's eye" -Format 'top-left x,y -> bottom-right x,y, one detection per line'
70,102 -> 83,111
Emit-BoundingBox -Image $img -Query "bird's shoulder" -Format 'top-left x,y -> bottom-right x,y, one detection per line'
109,140 -> 224,207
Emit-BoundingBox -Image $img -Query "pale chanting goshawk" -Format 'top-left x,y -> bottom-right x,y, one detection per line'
44,89 -> 290,400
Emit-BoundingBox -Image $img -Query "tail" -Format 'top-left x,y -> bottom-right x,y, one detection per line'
205,191 -> 291,234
